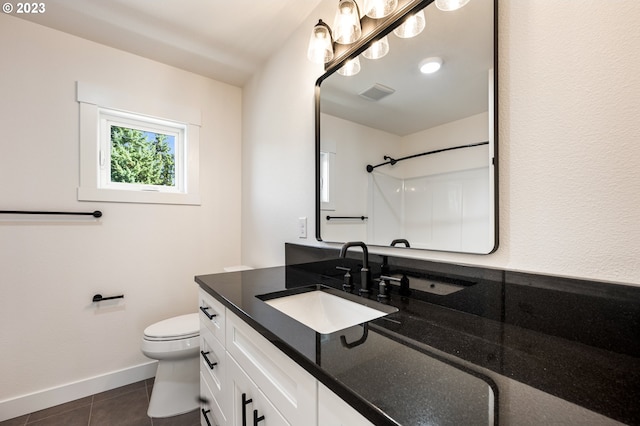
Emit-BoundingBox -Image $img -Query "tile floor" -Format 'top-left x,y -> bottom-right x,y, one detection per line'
0,379 -> 200,426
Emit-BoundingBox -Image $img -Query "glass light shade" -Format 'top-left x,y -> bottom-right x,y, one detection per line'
307,19 -> 334,64
337,57 -> 361,76
392,10 -> 425,38
363,36 -> 389,60
333,0 -> 362,44
364,0 -> 398,18
435,0 -> 471,11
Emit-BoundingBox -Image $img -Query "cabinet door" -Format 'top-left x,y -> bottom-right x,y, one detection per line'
318,383 -> 374,426
228,354 -> 290,426
226,311 -> 316,425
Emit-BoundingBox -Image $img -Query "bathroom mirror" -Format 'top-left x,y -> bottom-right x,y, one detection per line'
315,0 -> 497,254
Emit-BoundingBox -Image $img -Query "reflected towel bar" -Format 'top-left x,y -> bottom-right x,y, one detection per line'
326,215 -> 367,221
0,210 -> 102,217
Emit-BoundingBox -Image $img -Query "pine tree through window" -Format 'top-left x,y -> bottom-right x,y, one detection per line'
97,108 -> 186,194
110,126 -> 176,187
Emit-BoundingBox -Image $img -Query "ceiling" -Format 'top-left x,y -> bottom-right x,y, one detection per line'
13,0 -> 323,87
321,0 -> 494,136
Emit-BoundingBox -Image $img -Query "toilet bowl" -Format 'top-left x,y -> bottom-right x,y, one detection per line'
141,313 -> 200,418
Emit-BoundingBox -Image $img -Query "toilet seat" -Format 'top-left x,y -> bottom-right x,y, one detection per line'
143,313 -> 199,341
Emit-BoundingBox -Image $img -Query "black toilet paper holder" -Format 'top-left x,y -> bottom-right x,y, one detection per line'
92,294 -> 124,302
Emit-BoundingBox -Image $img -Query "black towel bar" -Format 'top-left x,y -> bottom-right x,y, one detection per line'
0,210 -> 102,217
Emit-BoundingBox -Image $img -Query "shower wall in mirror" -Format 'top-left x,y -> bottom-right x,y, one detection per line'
316,0 -> 497,254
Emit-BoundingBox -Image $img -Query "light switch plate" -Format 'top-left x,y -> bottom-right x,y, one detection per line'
298,217 -> 307,238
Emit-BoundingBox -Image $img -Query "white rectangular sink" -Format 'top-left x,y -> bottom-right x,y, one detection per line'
264,289 -> 395,334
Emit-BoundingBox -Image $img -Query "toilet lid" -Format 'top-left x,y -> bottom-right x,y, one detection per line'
144,313 -> 199,340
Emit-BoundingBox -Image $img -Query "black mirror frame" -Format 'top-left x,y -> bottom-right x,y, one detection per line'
315,0 -> 498,254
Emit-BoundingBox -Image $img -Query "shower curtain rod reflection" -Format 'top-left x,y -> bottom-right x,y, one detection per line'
366,141 -> 489,173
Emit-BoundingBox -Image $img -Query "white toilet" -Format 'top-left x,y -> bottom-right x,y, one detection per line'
141,313 -> 200,418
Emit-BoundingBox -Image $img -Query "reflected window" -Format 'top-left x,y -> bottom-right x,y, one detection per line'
320,151 -> 336,210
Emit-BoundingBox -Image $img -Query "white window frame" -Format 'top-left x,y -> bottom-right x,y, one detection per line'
99,109 -> 186,193
77,81 -> 201,205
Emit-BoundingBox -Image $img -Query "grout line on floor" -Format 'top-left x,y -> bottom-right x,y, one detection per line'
87,396 -> 93,426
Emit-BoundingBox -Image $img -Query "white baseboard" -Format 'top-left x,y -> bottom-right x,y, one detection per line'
0,361 -> 158,422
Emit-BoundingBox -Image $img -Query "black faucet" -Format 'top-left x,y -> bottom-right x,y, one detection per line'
339,241 -> 371,295
381,239 -> 411,275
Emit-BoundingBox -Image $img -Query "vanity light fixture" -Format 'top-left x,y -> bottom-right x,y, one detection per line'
333,0 -> 362,44
363,35 -> 389,59
419,57 -> 443,74
435,0 -> 471,11
364,0 -> 398,18
392,9 -> 425,38
307,19 -> 334,64
308,0 -> 400,65
307,0 -> 472,66
338,56 -> 361,76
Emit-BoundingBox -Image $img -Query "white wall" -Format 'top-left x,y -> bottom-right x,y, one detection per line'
400,112 -> 490,178
242,0 -> 640,285
0,14 -> 241,414
320,113 -> 399,242
240,1 -> 337,269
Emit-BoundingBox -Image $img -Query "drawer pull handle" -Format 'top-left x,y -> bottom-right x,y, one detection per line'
242,393 -> 253,426
200,306 -> 217,320
253,409 -> 265,425
200,351 -> 218,370
201,408 -> 212,426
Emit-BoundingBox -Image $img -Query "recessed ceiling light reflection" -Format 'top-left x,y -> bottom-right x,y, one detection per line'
419,57 -> 443,74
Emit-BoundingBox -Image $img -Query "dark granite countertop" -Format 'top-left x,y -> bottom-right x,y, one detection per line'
195,246 -> 640,425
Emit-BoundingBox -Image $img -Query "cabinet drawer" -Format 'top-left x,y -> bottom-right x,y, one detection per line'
226,310 -> 316,425
201,372 -> 227,426
199,288 -> 226,344
200,328 -> 228,420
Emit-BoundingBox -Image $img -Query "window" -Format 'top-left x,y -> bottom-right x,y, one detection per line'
77,82 -> 200,205
99,108 -> 185,193
320,151 -> 336,211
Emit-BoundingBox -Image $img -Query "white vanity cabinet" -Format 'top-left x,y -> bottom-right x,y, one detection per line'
227,354 -> 289,425
198,289 -> 317,426
225,310 -> 317,425
199,288 -> 226,342
201,372 -> 226,426
318,383 -> 374,426
199,289 -> 229,426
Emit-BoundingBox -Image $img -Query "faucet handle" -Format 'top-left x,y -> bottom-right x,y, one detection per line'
377,275 -> 401,283
376,275 -> 400,300
336,266 -> 353,292
399,274 -> 411,297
